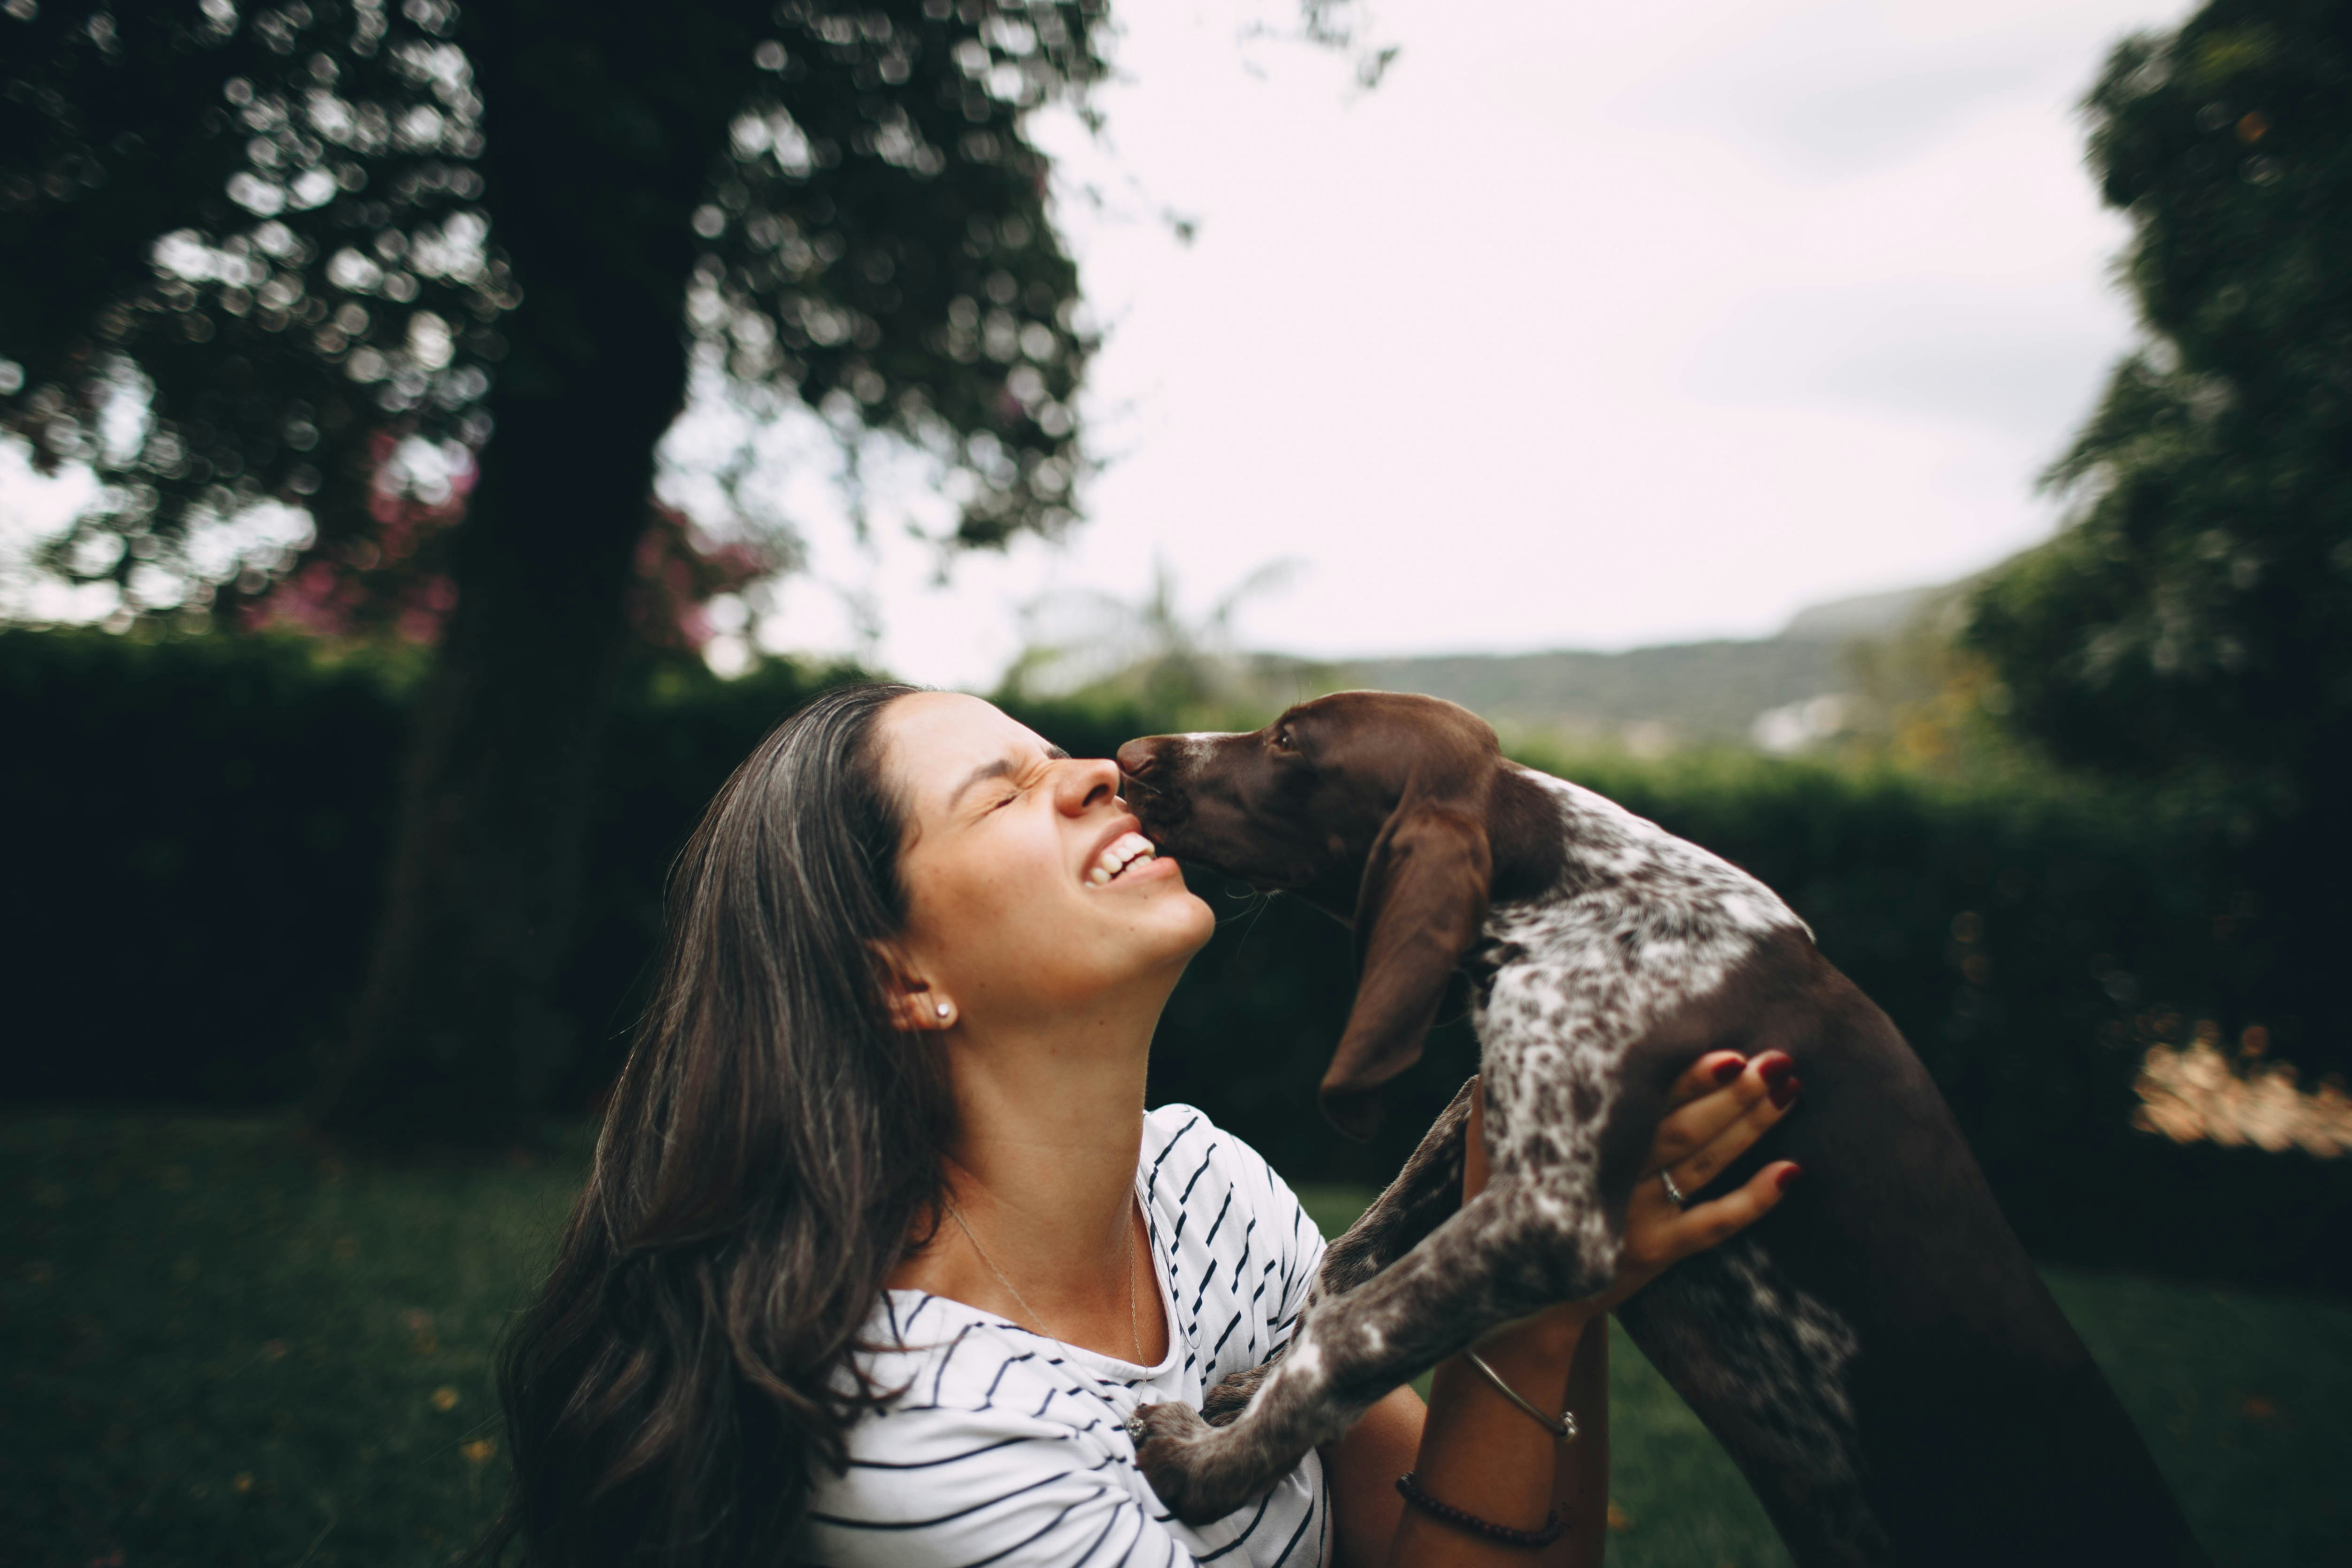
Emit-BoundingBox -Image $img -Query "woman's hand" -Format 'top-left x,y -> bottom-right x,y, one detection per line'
1357,1055 -> 1801,1568
1467,1048 -> 1803,1339
1579,1048 -> 1803,1316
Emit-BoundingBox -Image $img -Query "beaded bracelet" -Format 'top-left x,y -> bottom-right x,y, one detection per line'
1394,1471 -> 1567,1549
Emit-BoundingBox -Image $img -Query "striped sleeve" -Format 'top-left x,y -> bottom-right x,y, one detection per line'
801,1401 -> 1198,1568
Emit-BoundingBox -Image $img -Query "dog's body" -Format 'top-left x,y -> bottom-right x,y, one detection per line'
1116,694 -> 2204,1568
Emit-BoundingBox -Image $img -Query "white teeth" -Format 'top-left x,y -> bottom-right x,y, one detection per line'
1089,832 -> 1157,886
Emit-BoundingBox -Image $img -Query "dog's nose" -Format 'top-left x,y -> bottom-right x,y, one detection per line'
1115,736 -> 1163,779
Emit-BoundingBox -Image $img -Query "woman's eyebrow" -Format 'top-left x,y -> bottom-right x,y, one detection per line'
946,745 -> 1069,809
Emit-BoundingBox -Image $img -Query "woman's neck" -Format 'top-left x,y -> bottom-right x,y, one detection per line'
892,996 -> 1170,1362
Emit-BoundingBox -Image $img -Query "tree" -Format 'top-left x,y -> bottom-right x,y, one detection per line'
1964,0 -> 2352,1067
1,0 -> 507,618
4,0 -> 1104,1142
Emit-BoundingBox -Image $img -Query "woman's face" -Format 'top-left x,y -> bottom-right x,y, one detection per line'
876,692 -> 1215,1031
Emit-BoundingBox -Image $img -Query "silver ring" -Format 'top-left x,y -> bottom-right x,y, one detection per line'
1661,1168 -> 1693,1208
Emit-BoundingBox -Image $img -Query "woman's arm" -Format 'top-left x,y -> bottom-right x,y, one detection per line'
1322,1308 -> 1608,1567
1323,1079 -> 1597,1568
1325,1051 -> 1801,1568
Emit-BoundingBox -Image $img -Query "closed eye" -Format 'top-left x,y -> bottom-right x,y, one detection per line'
951,748 -> 1063,817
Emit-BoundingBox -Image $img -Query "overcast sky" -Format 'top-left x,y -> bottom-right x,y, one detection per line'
718,0 -> 2191,688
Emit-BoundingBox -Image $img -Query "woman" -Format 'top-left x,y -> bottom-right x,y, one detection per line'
491,684 -> 1800,1568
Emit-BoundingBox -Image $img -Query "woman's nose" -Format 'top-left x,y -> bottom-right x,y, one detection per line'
1055,756 -> 1123,815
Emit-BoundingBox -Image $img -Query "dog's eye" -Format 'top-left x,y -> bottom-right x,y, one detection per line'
1271,728 -> 1294,751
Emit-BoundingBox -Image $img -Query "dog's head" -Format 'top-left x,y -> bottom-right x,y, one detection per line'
1117,691 -> 1533,1140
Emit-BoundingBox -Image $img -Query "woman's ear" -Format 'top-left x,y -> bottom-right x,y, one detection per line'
870,942 -> 956,1033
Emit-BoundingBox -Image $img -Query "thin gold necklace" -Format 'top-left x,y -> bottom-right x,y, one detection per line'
947,1194 -> 1144,1363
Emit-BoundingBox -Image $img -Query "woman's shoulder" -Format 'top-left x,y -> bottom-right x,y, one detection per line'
1140,1102 -> 1310,1221
1139,1106 -> 1325,1396
804,1360 -> 1326,1568
806,1303 -> 1165,1563
1140,1104 -> 1321,1267
812,1293 -> 1331,1568
858,1292 -> 1154,1422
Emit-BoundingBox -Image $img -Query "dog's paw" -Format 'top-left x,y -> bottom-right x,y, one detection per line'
1201,1364 -> 1267,1427
1128,1401 -> 1263,1525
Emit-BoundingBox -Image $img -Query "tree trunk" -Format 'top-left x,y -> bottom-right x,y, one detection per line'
314,396 -> 665,1143
316,0 -> 754,1143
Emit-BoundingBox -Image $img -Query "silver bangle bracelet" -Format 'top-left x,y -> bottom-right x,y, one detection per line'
1461,1348 -> 1579,1442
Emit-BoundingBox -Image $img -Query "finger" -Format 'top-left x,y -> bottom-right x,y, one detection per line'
1609,1160 -> 1802,1302
1670,1161 -> 1803,1257
1665,1050 -> 1749,1107
1664,1067 -> 1803,1193
1643,1051 -> 1793,1174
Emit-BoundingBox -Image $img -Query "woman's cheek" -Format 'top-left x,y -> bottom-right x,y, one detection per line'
977,848 -> 1074,952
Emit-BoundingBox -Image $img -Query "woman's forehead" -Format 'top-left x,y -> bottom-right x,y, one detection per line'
882,693 -> 1054,800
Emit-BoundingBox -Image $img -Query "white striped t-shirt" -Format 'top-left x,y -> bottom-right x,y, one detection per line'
796,1105 -> 1331,1568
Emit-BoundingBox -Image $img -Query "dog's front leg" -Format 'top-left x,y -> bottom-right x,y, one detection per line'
1203,1076 -> 1477,1427
1319,1074 -> 1477,1296
1134,1171 -> 1616,1524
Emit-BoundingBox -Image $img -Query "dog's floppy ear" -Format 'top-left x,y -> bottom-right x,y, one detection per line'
1319,788 -> 1493,1141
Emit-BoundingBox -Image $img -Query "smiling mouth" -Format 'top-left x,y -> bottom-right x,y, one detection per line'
1088,830 -> 1159,887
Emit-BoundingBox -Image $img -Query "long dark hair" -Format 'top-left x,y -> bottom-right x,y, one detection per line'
488,681 -> 946,1567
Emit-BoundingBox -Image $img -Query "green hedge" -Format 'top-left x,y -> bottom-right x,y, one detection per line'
3,630 -> 415,1105
6,631 -> 2344,1290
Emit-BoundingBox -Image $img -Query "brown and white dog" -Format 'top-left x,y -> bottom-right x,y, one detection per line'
1114,692 -> 2205,1568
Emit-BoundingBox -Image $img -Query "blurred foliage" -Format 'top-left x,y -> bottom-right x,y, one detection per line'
9,629 -> 2350,1286
0,627 -> 417,1105
1961,0 -> 2352,1078
0,0 -> 1103,624
1,0 -> 508,618
996,557 -> 1335,727
6,1117 -> 2347,1567
1967,0 -> 2352,794
669,0 -> 1104,553
1834,587 -> 2037,776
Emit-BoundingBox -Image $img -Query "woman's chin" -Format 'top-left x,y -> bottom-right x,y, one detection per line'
1169,885 -> 1218,949
1125,887 -> 1218,972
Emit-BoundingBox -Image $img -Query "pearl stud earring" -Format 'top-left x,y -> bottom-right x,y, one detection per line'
935,1001 -> 953,1021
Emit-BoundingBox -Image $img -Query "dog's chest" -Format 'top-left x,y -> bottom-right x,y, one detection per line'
1464,772 -> 1803,1169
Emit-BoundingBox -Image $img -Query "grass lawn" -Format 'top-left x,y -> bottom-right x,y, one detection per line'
5,1115 -> 2347,1568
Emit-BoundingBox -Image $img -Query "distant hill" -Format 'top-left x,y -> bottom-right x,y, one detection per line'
1325,584 -> 1942,753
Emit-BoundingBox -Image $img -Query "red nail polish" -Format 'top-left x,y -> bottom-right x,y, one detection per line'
1770,1074 -> 1802,1109
1776,1164 -> 1804,1191
1756,1053 -> 1795,1090
1711,1057 -> 1745,1085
